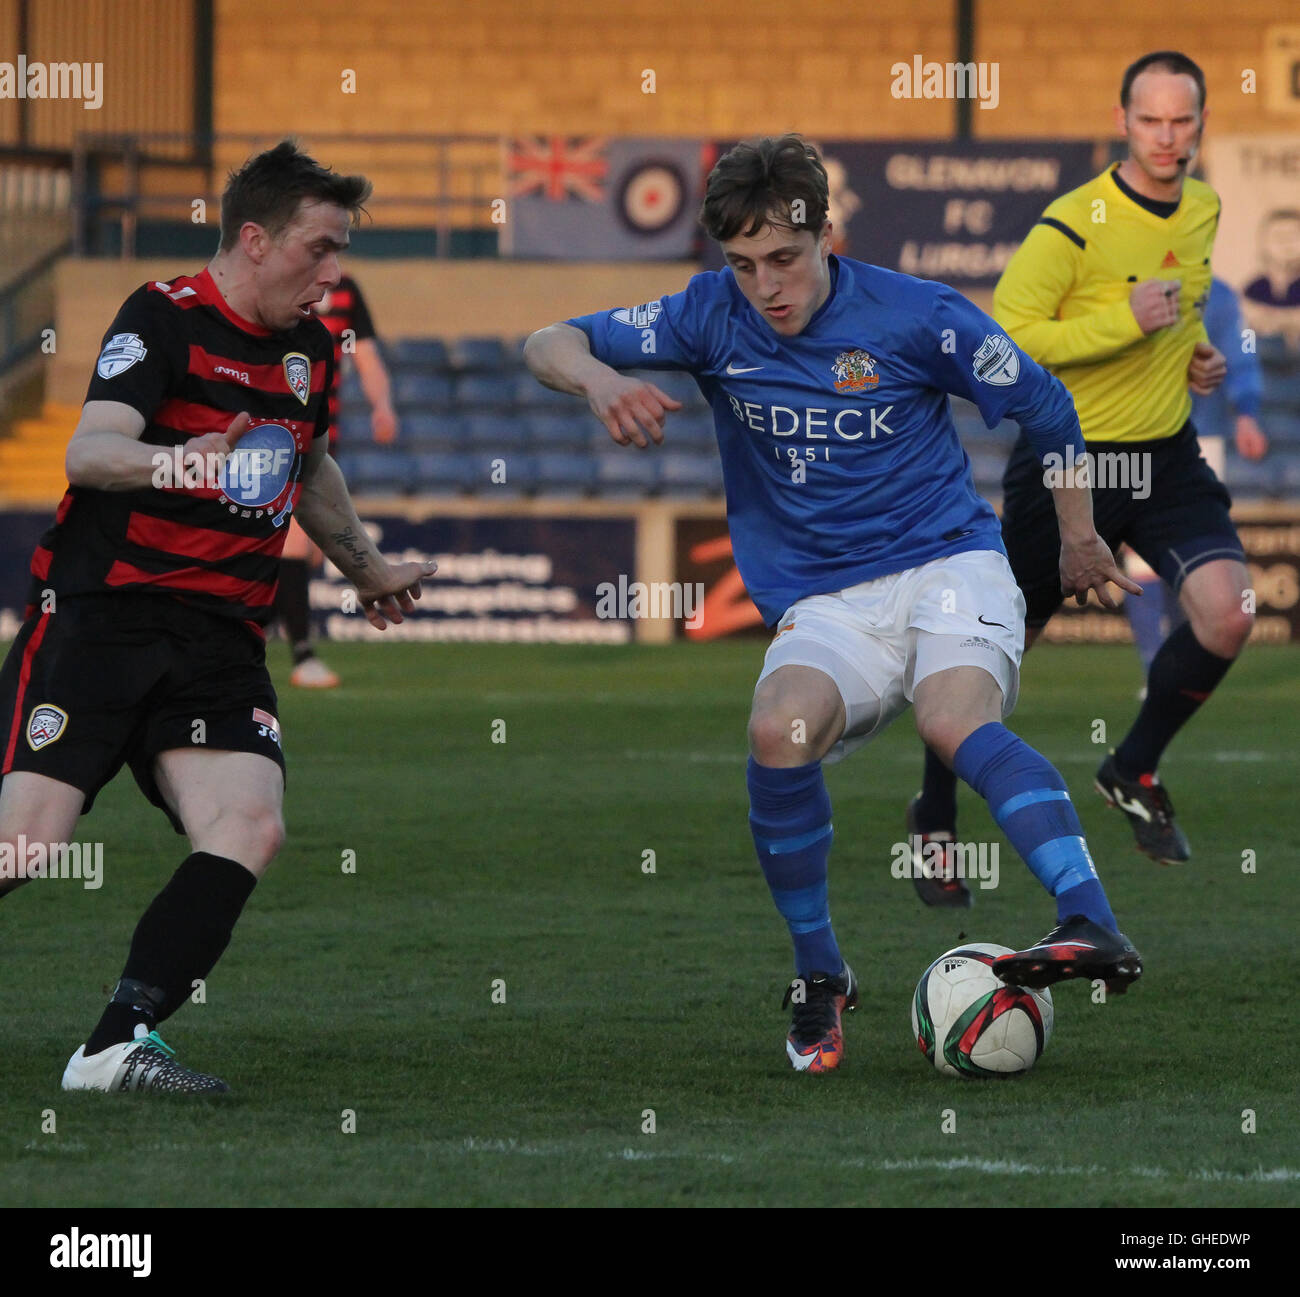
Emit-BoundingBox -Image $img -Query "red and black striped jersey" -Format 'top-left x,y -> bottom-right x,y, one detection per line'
29,268 -> 334,633
312,274 -> 376,440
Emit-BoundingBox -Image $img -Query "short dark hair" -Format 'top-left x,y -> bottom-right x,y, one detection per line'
220,139 -> 372,251
1120,51 -> 1206,113
699,134 -> 829,243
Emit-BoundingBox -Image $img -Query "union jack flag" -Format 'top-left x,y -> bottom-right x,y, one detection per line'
508,136 -> 609,202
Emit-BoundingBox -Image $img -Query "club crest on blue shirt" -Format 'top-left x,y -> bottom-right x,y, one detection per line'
831,348 -> 880,393
283,351 -> 311,404
611,302 -> 662,328
972,334 -> 1019,386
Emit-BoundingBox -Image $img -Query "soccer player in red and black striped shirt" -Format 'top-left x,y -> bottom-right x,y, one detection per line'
0,140 -> 435,1094
278,272 -> 398,688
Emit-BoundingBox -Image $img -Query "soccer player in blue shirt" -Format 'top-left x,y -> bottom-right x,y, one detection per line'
525,136 -> 1144,1073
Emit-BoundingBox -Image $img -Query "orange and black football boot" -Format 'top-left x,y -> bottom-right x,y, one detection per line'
993,915 -> 1143,995
783,962 -> 858,1072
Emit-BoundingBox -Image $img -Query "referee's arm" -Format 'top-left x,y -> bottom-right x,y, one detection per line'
993,221 -> 1148,368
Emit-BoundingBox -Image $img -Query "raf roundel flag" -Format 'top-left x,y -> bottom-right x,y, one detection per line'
502,136 -> 707,260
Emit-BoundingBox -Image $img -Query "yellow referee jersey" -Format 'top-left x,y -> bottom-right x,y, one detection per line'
992,164 -> 1217,443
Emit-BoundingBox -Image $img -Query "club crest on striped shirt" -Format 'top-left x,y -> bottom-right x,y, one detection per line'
283,352 -> 311,405
27,704 -> 68,750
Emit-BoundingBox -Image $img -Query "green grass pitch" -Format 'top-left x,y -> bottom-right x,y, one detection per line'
1,640 -> 1296,1207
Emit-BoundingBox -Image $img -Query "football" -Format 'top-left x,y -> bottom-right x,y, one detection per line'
911,943 -> 1053,1078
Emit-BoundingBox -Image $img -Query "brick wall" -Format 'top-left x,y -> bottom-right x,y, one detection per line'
214,0 -> 1294,140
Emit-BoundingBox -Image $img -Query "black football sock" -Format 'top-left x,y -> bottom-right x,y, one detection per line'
1113,622 -> 1236,778
275,557 -> 313,660
84,852 -> 257,1054
914,745 -> 959,832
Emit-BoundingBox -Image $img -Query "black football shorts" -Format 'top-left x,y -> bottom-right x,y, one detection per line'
0,592 -> 286,833
1000,419 -> 1246,629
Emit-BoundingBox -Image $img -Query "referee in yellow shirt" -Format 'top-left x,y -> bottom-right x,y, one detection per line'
910,51 -> 1251,896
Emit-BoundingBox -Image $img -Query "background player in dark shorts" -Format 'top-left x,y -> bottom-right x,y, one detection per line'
0,141 -> 436,1094
277,271 -> 398,689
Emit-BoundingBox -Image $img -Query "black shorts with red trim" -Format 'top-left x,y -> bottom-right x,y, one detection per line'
0,592 -> 285,833
1001,419 -> 1245,629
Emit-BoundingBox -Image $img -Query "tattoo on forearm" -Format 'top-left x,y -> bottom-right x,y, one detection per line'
329,526 -> 369,571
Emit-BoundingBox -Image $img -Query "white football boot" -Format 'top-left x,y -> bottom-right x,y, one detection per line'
62,1027 -> 229,1094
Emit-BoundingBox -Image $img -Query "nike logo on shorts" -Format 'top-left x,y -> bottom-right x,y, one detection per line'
978,614 -> 1009,630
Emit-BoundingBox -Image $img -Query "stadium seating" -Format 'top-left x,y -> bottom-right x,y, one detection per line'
454,372 -> 514,411
390,337 -> 451,369
448,336 -> 510,372
526,414 -> 589,452
594,451 -> 658,496
392,372 -> 454,413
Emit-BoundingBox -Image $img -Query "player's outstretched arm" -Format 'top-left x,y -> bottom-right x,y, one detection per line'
294,440 -> 436,629
1051,481 -> 1143,609
524,322 -> 681,448
66,404 -> 252,491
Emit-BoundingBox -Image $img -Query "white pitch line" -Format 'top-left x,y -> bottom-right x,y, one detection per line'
454,1138 -> 1299,1184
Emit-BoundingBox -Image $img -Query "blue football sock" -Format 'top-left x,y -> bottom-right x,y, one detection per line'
748,757 -> 842,977
953,723 -> 1118,931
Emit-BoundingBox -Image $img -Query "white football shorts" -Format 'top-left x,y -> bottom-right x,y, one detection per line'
755,549 -> 1027,764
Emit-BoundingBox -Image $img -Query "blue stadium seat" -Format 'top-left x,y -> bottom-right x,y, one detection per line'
393,372 -> 454,412
337,449 -> 414,494
1259,411 -> 1300,445
455,371 -> 516,411
1259,372 -> 1300,406
658,452 -> 720,496
1254,334 -> 1292,367
1280,453 -> 1300,492
526,413 -> 589,451
410,452 -> 476,494
334,410 -> 372,446
469,450 -> 533,496
390,337 -> 451,370
1223,456 -> 1285,496
338,367 -> 365,404
593,451 -> 657,496
670,411 -> 716,450
449,336 -> 510,371
463,413 -> 528,450
626,368 -> 702,411
514,372 -> 578,411
401,411 -> 467,451
532,451 -> 596,495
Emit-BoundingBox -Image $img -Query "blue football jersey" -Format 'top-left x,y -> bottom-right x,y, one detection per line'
568,255 -> 1084,625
